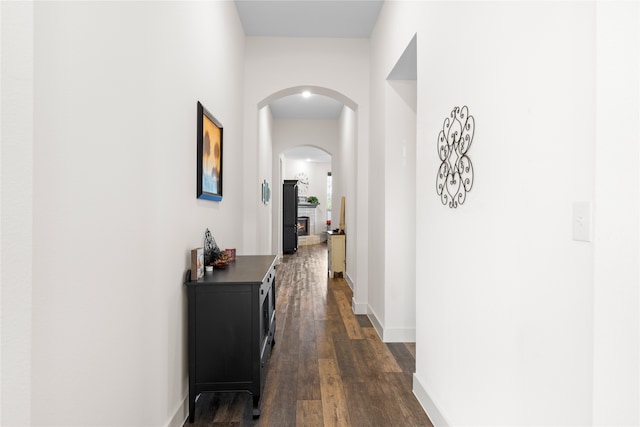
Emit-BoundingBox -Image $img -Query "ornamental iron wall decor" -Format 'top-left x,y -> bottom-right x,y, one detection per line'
203,228 -> 222,266
436,106 -> 475,208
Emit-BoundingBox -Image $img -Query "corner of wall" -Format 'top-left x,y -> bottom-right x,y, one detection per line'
166,396 -> 188,427
345,272 -> 354,291
349,270 -> 368,315
365,301 -> 414,342
383,327 -> 415,343
367,306 -> 384,339
352,300 -> 368,315
413,373 -> 450,427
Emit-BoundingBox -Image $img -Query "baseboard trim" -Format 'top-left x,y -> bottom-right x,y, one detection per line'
166,395 -> 189,427
365,306 -> 415,342
351,297 -> 367,315
347,274 -> 367,314
413,373 -> 450,427
367,307 -> 384,339
345,273 -> 355,291
383,327 -> 415,342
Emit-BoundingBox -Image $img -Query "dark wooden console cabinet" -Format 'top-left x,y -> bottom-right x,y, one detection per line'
283,179 -> 299,254
185,255 -> 277,423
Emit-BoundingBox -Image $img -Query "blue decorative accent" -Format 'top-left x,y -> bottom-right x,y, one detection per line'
199,193 -> 222,202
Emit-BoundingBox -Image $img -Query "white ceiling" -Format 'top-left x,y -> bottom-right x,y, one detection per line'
235,0 -> 383,160
235,0 -> 383,38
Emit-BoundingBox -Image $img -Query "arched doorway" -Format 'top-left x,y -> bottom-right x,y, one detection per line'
281,145 -> 332,249
253,85 -> 367,315
257,87 -> 355,259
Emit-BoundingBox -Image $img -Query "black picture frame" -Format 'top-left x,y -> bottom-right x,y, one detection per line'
197,101 -> 223,201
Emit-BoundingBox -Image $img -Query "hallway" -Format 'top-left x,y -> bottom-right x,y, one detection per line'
188,244 -> 432,426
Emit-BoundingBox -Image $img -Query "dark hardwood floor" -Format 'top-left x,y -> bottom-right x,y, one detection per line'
186,243 -> 433,426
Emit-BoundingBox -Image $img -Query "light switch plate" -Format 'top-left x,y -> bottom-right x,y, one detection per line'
572,201 -> 593,242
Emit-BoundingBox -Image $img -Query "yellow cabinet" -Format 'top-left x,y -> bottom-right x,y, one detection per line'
327,231 -> 345,278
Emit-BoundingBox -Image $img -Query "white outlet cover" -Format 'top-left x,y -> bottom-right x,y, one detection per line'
572,201 -> 593,242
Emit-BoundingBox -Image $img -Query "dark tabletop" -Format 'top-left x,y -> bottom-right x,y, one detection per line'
185,255 -> 277,286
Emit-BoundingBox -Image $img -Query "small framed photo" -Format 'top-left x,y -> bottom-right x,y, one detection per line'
197,101 -> 223,201
262,179 -> 271,204
190,247 -> 204,280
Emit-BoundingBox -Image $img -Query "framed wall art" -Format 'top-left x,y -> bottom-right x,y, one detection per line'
197,101 -> 223,201
262,179 -> 271,204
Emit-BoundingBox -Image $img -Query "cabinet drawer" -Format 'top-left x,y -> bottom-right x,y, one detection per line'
259,266 -> 275,300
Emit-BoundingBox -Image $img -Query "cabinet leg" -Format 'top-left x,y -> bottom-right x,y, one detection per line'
188,377 -> 196,423
252,394 -> 261,419
188,397 -> 195,423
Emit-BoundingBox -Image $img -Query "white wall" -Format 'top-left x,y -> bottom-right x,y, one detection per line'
369,1 -> 634,425
337,107 -> 361,302
1,2 -> 34,424
364,69 -> 419,339
2,2 -> 247,425
257,106 -> 274,254
418,2 -> 595,424
368,31 -> 387,326
383,79 -> 417,342
244,37 -> 369,304
274,119 -> 339,169
593,2 -> 639,424
367,28 -> 419,342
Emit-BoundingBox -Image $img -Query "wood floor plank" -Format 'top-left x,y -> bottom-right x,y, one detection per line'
312,272 -> 328,321
332,335 -> 366,383
332,286 -> 363,340
211,393 -> 244,423
315,320 -> 337,360
356,314 -> 373,328
271,308 -> 299,373
318,358 -> 352,427
297,338 -> 321,400
351,338 -> 387,378
381,372 -> 434,426
299,291 -> 318,342
362,327 -> 403,373
387,342 -> 417,375
342,378 -> 393,427
295,400 -> 324,426
256,360 -> 297,427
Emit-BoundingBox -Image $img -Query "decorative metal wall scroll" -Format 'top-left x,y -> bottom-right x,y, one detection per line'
436,106 -> 475,208
203,228 -> 221,265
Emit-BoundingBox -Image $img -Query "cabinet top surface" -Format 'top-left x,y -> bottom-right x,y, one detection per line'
185,255 -> 277,286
